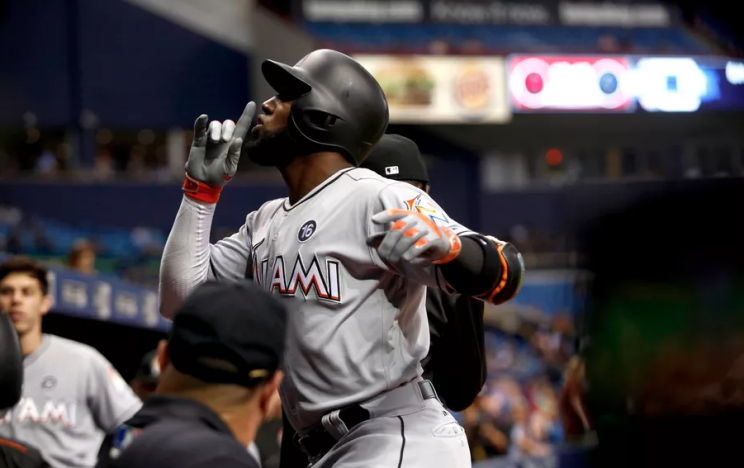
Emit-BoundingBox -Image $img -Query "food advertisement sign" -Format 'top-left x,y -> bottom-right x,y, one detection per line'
355,55 -> 512,123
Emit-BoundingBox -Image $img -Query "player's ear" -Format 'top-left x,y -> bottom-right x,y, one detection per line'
39,294 -> 52,317
424,184 -> 430,194
156,339 -> 169,373
258,371 -> 284,417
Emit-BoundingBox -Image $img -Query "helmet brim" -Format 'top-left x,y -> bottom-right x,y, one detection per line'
262,60 -> 313,101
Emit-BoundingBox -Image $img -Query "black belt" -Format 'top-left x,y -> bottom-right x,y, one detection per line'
295,380 -> 440,464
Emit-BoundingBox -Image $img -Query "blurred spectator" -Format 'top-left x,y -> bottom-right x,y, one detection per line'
32,225 -> 53,256
0,256 -> 142,468
463,394 -> 510,462
508,403 -> 553,460
94,150 -> 116,181
560,356 -> 591,440
34,150 -> 58,177
66,240 -> 97,274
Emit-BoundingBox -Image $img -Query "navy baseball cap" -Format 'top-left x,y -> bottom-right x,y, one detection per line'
168,281 -> 287,388
361,134 -> 429,185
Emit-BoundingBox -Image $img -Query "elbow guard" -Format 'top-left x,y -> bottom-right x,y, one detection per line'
472,235 -> 525,305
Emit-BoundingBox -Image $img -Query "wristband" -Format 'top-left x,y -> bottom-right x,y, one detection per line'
431,226 -> 462,265
182,174 -> 223,204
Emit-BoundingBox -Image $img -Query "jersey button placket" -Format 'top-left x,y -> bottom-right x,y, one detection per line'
273,211 -> 289,241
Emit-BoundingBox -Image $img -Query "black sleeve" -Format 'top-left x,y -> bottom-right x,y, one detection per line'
421,287 -> 448,378
278,412 -> 309,468
426,290 -> 487,412
439,235 -> 524,306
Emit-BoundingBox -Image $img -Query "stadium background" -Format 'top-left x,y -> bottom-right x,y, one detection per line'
0,0 -> 742,466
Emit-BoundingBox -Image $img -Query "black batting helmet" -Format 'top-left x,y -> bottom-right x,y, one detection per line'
261,49 -> 389,166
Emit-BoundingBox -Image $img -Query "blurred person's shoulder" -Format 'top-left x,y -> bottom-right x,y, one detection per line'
109,420 -> 259,468
343,167 -> 416,200
0,437 -> 49,468
46,334 -> 103,360
44,334 -> 115,372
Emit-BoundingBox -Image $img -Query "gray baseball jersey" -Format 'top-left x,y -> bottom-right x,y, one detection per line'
160,167 -> 477,432
0,335 -> 142,468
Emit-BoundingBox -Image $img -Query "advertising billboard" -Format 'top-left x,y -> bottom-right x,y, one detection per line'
508,55 -> 635,112
355,54 -> 511,123
507,55 -> 744,113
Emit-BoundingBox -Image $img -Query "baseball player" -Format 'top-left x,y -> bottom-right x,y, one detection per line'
277,134 -> 488,467
0,256 -> 142,468
159,49 -> 524,467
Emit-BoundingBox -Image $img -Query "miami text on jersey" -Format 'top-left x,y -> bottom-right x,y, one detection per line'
0,398 -> 77,428
253,254 -> 341,302
404,194 -> 450,224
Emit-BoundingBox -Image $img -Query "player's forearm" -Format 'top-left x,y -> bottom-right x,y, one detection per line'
440,235 -> 524,305
159,195 -> 216,318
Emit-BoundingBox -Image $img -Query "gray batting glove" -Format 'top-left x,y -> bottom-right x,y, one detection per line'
366,209 -> 463,266
185,102 -> 256,188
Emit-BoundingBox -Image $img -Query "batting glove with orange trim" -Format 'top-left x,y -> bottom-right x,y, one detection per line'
183,102 -> 255,204
366,209 -> 462,266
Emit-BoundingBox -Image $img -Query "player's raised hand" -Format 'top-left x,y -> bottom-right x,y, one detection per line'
366,209 -> 462,266
185,101 -> 256,189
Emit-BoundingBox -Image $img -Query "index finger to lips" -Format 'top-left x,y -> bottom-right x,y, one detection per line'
234,102 -> 257,140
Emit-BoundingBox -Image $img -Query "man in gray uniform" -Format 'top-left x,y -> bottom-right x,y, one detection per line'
0,257 -> 142,468
277,134 -> 488,467
159,49 -> 524,467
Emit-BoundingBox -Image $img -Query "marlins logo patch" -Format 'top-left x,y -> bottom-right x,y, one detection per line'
404,195 -> 450,224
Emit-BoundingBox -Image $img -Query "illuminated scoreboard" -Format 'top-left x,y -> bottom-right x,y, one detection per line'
507,55 -> 744,113
508,56 -> 635,112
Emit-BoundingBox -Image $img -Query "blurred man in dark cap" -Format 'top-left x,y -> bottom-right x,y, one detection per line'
97,281 -> 287,468
360,134 -> 487,409
0,311 -> 48,468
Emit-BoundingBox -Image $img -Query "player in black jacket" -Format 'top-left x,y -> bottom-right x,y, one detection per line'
277,134 -> 486,468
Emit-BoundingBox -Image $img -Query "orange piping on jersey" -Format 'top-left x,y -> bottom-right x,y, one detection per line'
0,438 -> 28,454
475,244 -> 509,303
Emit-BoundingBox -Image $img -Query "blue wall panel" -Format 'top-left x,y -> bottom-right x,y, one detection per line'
0,0 -> 72,126
77,0 -> 250,128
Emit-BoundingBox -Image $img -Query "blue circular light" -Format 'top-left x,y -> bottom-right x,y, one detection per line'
599,73 -> 618,94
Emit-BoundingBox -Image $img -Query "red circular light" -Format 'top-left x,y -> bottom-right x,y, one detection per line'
546,148 -> 563,165
525,72 -> 544,94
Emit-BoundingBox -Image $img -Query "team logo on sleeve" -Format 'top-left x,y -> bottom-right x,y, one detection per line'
404,195 -> 450,224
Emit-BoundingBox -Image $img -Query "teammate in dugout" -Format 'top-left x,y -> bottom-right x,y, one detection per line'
159,49 -> 524,467
276,134 -> 488,467
0,257 -> 142,468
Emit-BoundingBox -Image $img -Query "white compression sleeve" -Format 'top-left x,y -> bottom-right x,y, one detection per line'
158,195 -> 216,319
